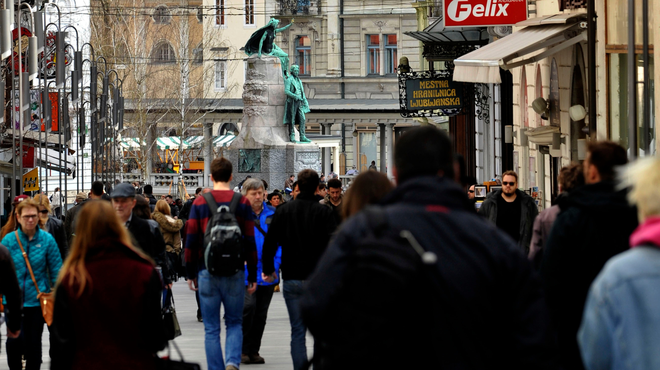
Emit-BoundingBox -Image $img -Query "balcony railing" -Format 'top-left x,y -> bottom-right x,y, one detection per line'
278,0 -> 320,16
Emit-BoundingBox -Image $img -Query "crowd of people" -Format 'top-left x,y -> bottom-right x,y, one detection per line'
1,125 -> 659,370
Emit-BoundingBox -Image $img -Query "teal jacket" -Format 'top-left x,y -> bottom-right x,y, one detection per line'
1,227 -> 62,307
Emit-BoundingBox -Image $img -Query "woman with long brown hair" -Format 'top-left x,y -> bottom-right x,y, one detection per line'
0,195 -> 28,240
33,194 -> 68,259
341,171 -> 394,220
50,200 -> 165,370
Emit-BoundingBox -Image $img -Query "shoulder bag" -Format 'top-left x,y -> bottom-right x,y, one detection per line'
156,341 -> 201,370
14,231 -> 55,326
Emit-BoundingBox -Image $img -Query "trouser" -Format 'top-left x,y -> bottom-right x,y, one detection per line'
6,307 -> 45,370
53,207 -> 62,219
283,280 -> 308,370
242,284 -> 276,355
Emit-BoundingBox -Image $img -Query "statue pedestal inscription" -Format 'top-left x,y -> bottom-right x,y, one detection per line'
225,55 -> 320,189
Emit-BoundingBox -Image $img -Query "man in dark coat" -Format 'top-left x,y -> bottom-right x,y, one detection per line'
300,126 -> 556,369
143,184 -> 158,212
65,182 -> 105,244
1,244 -> 22,348
541,141 -> 638,370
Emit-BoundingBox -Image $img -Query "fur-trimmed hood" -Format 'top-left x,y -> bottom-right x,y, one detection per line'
151,211 -> 183,233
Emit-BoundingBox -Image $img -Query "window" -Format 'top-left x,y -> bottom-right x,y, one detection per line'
367,35 -> 380,75
295,36 -> 311,75
245,0 -> 254,25
153,5 -> 171,24
216,0 -> 225,26
384,34 -> 397,74
215,60 -> 227,91
151,42 -> 175,64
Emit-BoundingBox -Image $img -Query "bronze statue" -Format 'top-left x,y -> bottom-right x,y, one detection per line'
244,18 -> 294,76
283,65 -> 311,143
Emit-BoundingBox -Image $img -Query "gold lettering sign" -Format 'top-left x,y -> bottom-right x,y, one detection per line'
405,78 -> 464,111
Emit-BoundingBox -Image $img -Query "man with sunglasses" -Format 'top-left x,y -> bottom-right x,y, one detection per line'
479,170 -> 538,253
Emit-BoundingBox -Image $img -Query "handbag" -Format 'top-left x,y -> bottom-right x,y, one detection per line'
156,341 -> 201,370
162,288 -> 182,340
14,231 -> 55,326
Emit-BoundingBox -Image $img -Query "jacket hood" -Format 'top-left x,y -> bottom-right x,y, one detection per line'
558,181 -> 630,213
151,211 -> 184,232
381,176 -> 473,212
630,216 -> 660,248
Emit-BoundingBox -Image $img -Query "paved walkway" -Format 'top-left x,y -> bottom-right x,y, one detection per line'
0,280 -> 313,370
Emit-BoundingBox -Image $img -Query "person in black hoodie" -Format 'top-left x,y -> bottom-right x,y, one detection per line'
143,184 -> 158,212
1,244 -> 22,352
541,141 -> 638,370
300,126 -> 556,370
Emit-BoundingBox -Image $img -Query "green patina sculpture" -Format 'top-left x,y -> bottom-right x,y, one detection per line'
244,18 -> 294,76
283,65 -> 311,143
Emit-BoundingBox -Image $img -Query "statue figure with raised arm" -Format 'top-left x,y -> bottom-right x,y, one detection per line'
283,65 -> 311,143
244,18 -> 294,76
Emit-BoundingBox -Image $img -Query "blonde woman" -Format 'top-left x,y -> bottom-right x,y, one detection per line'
33,194 -> 68,259
152,200 -> 183,255
50,200 -> 165,370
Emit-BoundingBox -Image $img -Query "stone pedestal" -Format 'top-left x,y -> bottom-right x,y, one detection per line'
226,55 -> 320,190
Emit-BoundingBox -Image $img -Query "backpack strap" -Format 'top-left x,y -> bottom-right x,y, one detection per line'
228,192 -> 242,214
363,206 -> 389,237
202,193 -> 218,216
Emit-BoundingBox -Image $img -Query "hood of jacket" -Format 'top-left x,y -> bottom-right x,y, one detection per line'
151,211 -> 183,233
630,216 -> 660,248
558,181 -> 631,214
381,176 -> 474,212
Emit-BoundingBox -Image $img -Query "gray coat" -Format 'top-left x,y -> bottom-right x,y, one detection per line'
478,189 -> 538,253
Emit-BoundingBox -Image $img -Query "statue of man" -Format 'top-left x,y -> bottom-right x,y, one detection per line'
244,18 -> 294,76
283,65 -> 311,143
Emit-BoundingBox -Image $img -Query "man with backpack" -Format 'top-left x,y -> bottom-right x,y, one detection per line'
185,157 -> 258,370
299,126 -> 556,369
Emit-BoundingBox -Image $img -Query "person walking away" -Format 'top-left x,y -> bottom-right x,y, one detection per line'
320,178 -> 343,218
341,171 -> 393,220
479,170 -> 538,254
50,200 -> 165,370
153,200 -> 184,281
1,198 -> 62,370
300,126 -> 556,369
34,194 -> 68,260
528,164 -> 584,269
1,243 -> 22,354
261,169 -> 339,370
542,141 -> 638,370
51,188 -> 62,220
143,185 -> 158,212
64,190 -> 93,245
185,158 -> 258,370
314,183 -> 326,202
240,179 -> 282,364
180,187 -> 202,222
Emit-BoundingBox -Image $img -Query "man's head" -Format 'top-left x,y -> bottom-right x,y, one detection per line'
316,183 -> 327,198
327,178 -> 342,202
143,184 -> 153,195
195,187 -> 203,196
371,161 -> 375,165
289,175 -> 295,181
297,169 -> 319,194
584,141 -> 628,185
467,184 -> 476,199
292,181 -> 300,199
111,183 -> 137,223
55,187 -> 60,192
393,126 -> 454,184
242,178 -> 265,209
91,181 -> 104,199
502,171 -> 519,196
76,192 -> 87,204
558,163 -> 585,193
165,194 -> 174,204
211,157 -> 233,183
290,65 -> 300,77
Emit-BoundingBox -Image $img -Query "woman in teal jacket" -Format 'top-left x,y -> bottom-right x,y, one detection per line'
1,198 -> 62,370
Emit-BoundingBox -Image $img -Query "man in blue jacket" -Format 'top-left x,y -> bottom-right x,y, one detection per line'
240,179 -> 282,364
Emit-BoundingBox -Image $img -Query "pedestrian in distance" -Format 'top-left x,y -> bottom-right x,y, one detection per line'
578,155 -> 660,370
1,198 -> 62,370
300,126 -> 556,370
153,200 -> 184,281
341,170 -> 393,220
185,157 -> 258,370
240,179 -> 282,365
314,183 -> 327,201
63,192 -> 90,246
50,200 -> 166,370
165,195 -> 180,218
284,175 -> 295,192
261,169 -> 339,370
267,190 -> 283,208
50,187 -> 62,220
319,178 -> 343,217
33,194 -> 68,260
478,170 -> 538,254
0,243 -> 22,354
541,141 -> 637,370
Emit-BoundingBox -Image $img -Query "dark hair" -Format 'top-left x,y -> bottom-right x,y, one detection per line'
327,178 -> 342,190
318,183 -> 327,191
342,171 -> 394,220
91,181 -> 104,196
394,126 -> 454,184
297,169 -> 319,194
290,175 -> 295,179
587,141 -> 628,181
559,163 -> 585,192
211,157 -> 232,182
133,195 -> 152,219
502,170 -> 518,183
261,179 -> 268,190
165,194 -> 173,199
195,187 -> 203,195
143,184 -> 153,195
292,181 -> 298,191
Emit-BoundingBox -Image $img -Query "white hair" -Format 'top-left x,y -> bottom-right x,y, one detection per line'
619,156 -> 660,222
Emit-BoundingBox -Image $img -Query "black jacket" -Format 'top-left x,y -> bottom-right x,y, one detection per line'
479,189 -> 539,253
127,215 -> 170,284
541,181 -> 638,370
46,216 -> 68,260
262,192 -> 339,280
64,200 -> 87,246
145,194 -> 157,212
0,244 -> 22,334
301,177 -> 556,369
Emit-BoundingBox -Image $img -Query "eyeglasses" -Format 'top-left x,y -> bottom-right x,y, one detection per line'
21,214 -> 38,220
502,182 -> 516,186
39,210 -> 49,214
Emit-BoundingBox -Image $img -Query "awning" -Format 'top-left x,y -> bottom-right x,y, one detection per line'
183,134 -> 236,148
35,148 -> 76,175
453,16 -> 587,84
120,137 -> 191,150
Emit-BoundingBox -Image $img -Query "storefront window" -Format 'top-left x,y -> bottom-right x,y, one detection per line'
358,132 -> 377,172
608,54 -> 656,156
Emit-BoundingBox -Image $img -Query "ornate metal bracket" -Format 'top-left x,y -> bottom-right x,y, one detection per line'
474,83 -> 490,122
398,69 -> 466,118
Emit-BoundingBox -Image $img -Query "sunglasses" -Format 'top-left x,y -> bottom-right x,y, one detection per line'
39,210 -> 49,214
502,182 -> 516,186
468,190 -> 475,193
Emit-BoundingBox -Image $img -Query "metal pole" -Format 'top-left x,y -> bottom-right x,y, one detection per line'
641,0 -> 650,155
587,0 -> 597,138
627,0 -> 637,159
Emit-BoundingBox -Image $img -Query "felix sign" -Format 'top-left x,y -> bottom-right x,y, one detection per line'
444,0 -> 528,28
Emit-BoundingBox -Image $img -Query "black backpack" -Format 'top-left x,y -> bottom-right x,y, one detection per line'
202,192 -> 244,277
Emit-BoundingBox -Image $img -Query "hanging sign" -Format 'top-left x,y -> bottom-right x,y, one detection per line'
405,78 -> 464,111
444,0 -> 528,28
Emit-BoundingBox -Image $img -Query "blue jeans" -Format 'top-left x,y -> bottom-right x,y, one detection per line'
283,280 -> 308,370
199,269 -> 245,370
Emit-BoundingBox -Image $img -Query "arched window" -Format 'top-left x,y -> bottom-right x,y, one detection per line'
151,42 -> 175,64
153,5 -> 171,24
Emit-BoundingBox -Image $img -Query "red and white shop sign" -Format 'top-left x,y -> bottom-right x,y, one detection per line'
444,0 -> 528,28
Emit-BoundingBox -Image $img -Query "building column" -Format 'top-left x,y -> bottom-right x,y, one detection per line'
378,123 -> 386,172
334,145 -> 340,174
386,123 -> 395,178
323,123 -> 333,176
203,121 -> 213,188
351,123 -> 358,173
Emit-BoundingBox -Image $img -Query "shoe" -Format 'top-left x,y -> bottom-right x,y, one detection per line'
241,354 -> 251,364
274,284 -> 280,293
249,353 -> 265,364
197,312 -> 203,322
226,366 -> 239,370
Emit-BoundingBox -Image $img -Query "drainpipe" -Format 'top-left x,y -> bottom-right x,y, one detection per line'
627,0 -> 637,159
340,0 -> 345,99
587,0 -> 597,139
641,0 -> 650,154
